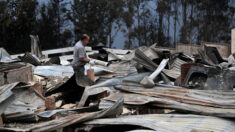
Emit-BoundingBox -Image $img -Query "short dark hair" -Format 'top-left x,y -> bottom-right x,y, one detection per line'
81,34 -> 90,41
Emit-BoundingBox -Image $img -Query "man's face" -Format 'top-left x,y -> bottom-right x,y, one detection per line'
82,38 -> 89,45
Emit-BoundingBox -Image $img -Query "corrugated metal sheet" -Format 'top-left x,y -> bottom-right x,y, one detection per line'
95,61 -> 135,77
162,69 -> 180,79
4,84 -> 45,122
134,48 -> 158,71
84,65 -> 114,76
134,47 -> 177,80
104,48 -> 131,55
170,58 -> 187,72
86,114 -> 235,132
138,46 -> 159,60
0,83 -> 19,115
116,73 -> 235,118
2,98 -> 123,132
0,48 -> 14,63
0,63 -> 26,72
114,86 -> 235,118
104,93 -> 158,105
19,53 -> 41,66
34,66 -> 74,77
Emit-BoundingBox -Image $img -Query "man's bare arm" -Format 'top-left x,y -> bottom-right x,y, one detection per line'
80,58 -> 90,63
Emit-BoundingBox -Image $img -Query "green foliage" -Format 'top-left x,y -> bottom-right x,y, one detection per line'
0,0 -> 234,53
0,0 -> 38,54
70,0 -> 124,48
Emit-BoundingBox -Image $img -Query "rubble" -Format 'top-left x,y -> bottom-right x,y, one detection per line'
1,42 -> 235,132
85,114 -> 235,132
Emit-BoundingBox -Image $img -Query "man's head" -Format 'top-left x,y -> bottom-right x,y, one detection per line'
81,34 -> 90,46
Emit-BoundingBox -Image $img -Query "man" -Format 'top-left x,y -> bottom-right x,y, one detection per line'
72,34 -> 91,82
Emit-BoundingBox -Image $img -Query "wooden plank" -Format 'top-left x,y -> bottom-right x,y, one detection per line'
4,66 -> 33,84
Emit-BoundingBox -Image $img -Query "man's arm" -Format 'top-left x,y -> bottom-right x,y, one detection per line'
77,47 -> 89,63
79,57 -> 90,63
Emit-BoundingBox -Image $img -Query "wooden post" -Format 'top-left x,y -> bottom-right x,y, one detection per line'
232,29 -> 235,53
45,97 -> 56,119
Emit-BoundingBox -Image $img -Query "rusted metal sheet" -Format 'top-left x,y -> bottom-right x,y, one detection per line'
114,84 -> 235,118
104,93 -> 158,105
4,84 -> 45,122
4,66 -> 33,84
86,114 -> 235,132
2,98 -> 123,132
38,105 -> 98,118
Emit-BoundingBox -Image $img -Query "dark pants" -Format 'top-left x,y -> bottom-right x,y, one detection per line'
73,65 -> 85,86
73,65 -> 85,76
73,65 -> 94,87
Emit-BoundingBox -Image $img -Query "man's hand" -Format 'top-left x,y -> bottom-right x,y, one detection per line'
89,60 -> 95,65
80,58 -> 90,63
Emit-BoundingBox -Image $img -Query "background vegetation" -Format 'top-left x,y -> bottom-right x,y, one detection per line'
0,0 -> 235,54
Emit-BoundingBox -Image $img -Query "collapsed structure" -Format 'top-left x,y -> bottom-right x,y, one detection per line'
1,36 -> 235,131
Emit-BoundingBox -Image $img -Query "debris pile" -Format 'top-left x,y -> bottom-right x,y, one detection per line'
1,42 -> 235,132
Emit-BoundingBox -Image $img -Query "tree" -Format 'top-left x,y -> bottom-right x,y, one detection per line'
37,0 -> 70,50
123,0 -> 156,48
156,0 -> 169,46
105,0 -> 125,48
173,0 -> 179,46
179,0 -> 188,43
196,0 -> 230,43
0,0 -> 38,54
70,0 -> 124,47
